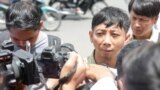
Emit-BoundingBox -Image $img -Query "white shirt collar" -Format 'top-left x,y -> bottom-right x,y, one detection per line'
127,27 -> 160,43
149,28 -> 159,42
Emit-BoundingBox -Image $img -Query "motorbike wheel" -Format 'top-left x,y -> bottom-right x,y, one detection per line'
91,1 -> 108,15
42,11 -> 62,31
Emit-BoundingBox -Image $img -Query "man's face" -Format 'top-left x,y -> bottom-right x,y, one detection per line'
89,23 -> 127,63
9,28 -> 40,50
130,11 -> 157,38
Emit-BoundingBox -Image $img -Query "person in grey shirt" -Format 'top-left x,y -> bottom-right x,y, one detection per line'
0,1 -> 61,90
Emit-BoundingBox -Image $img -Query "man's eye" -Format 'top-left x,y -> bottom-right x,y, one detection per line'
132,17 -> 137,20
140,19 -> 148,22
112,33 -> 119,37
96,33 -> 104,36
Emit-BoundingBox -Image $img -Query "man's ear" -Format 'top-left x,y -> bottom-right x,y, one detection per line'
153,16 -> 159,24
89,30 -> 93,43
124,34 -> 132,45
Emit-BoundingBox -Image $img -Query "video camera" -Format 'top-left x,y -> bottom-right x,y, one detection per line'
0,40 -> 75,86
0,49 -> 40,85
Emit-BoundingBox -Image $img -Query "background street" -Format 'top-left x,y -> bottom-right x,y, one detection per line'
44,0 -> 128,57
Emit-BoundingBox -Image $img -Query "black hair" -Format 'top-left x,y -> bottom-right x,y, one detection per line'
116,40 -> 154,79
92,6 -> 130,33
128,0 -> 160,17
5,1 -> 42,30
123,43 -> 160,90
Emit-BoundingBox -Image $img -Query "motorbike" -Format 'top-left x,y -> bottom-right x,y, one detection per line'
48,0 -> 108,18
0,0 -> 62,31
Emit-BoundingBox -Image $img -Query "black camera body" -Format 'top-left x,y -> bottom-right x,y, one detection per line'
0,40 -> 40,85
0,40 -> 75,86
36,43 -> 74,78
0,49 -> 40,85
1,40 -> 14,51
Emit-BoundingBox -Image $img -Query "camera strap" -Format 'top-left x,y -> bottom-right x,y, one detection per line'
53,64 -> 77,90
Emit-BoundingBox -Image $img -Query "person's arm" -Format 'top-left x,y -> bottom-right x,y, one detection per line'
60,54 -> 118,90
60,52 -> 86,90
85,64 -> 114,81
46,78 -> 59,90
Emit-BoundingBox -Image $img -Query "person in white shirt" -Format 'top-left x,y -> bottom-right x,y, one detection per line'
127,0 -> 160,42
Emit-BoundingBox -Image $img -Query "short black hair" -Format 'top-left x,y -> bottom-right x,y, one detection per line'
5,1 -> 42,30
116,40 -> 154,79
124,43 -> 160,90
128,0 -> 160,17
92,6 -> 130,33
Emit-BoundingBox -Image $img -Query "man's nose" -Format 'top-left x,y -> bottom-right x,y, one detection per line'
103,35 -> 112,46
17,41 -> 26,49
134,20 -> 141,27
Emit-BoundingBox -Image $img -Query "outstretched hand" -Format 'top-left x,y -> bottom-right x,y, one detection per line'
60,52 -> 86,90
60,52 -> 114,90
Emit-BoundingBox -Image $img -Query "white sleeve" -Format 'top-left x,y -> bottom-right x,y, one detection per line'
90,77 -> 118,90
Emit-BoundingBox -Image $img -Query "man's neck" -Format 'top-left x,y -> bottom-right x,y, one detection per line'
94,53 -> 116,68
133,30 -> 152,40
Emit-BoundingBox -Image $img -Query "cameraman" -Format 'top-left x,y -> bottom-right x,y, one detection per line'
0,1 -> 62,90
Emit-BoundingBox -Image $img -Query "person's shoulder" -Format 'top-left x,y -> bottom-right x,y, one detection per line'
0,30 -> 9,36
84,50 -> 96,65
157,31 -> 160,42
156,13 -> 160,30
47,34 -> 61,46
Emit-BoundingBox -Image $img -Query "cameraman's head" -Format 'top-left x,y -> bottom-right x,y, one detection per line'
5,1 -> 43,50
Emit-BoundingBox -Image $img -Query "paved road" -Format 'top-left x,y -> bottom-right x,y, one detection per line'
44,0 -> 128,57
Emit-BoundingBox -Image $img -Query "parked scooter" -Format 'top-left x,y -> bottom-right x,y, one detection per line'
0,0 -> 62,31
49,0 -> 108,18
